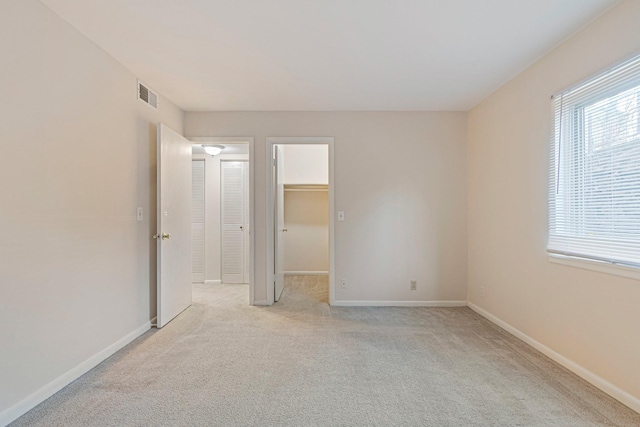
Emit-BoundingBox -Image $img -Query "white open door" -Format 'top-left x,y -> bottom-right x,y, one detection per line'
156,123 -> 192,328
274,146 -> 285,301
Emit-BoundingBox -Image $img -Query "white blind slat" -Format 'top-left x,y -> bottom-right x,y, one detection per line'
549,53 -> 640,267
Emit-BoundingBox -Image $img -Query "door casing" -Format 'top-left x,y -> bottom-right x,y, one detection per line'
265,137 -> 336,306
189,137 -> 255,304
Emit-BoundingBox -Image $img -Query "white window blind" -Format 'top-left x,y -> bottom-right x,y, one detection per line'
549,53 -> 640,267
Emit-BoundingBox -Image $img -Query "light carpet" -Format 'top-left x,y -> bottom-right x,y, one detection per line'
12,276 -> 640,426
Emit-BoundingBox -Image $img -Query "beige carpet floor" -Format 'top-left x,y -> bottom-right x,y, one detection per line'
12,276 -> 640,426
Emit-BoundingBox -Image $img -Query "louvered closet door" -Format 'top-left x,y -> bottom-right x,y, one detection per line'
221,161 -> 248,284
191,160 -> 205,283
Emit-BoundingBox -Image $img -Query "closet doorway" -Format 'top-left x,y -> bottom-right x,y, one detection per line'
266,137 -> 335,305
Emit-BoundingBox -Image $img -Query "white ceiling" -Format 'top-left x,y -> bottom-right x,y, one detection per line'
41,0 -> 618,111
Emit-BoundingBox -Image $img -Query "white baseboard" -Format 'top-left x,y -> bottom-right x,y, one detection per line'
467,301 -> 640,414
0,321 -> 151,426
284,271 -> 329,276
252,299 -> 270,306
204,280 -> 222,285
331,300 -> 467,307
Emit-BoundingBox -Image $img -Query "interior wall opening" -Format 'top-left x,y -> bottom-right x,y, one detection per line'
190,138 -> 254,304
268,138 -> 334,306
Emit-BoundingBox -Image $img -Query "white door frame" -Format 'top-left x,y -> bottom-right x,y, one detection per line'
190,137 -> 256,305
266,137 -> 336,305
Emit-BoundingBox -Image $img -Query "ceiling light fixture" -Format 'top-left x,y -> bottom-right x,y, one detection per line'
202,144 -> 225,156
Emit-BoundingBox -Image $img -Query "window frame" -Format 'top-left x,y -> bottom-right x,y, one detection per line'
548,54 -> 640,276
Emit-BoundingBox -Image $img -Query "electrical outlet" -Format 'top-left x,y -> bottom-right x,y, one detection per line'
410,280 -> 417,291
480,286 -> 486,299
341,279 -> 347,289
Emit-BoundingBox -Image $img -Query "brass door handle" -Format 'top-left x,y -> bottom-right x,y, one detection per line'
162,233 -> 171,240
282,228 -> 288,232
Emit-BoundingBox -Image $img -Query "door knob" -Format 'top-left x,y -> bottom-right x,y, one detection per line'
282,228 -> 288,232
162,233 -> 171,240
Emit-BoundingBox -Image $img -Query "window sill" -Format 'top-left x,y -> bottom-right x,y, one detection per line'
548,254 -> 640,281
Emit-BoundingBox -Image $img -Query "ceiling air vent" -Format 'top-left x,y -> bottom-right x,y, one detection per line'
138,80 -> 158,109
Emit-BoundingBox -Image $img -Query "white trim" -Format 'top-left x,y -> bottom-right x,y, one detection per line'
267,137 -> 335,144
190,136 -> 254,144
252,300 -> 270,306
0,322 -> 150,426
188,137 -> 255,305
331,300 -> 467,307
218,154 -> 249,161
328,139 -> 336,306
548,254 -> 640,281
204,280 -> 222,285
284,271 -> 329,276
245,140 -> 257,304
467,302 -> 640,414
266,137 -> 336,306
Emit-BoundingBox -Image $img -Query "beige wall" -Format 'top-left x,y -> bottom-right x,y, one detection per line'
185,112 -> 468,303
468,0 -> 640,407
0,0 -> 184,419
282,145 -> 329,273
282,145 -> 329,185
284,190 -> 329,272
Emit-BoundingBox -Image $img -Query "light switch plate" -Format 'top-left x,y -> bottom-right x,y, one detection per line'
338,211 -> 345,221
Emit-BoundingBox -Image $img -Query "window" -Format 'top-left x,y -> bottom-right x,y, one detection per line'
549,54 -> 640,268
